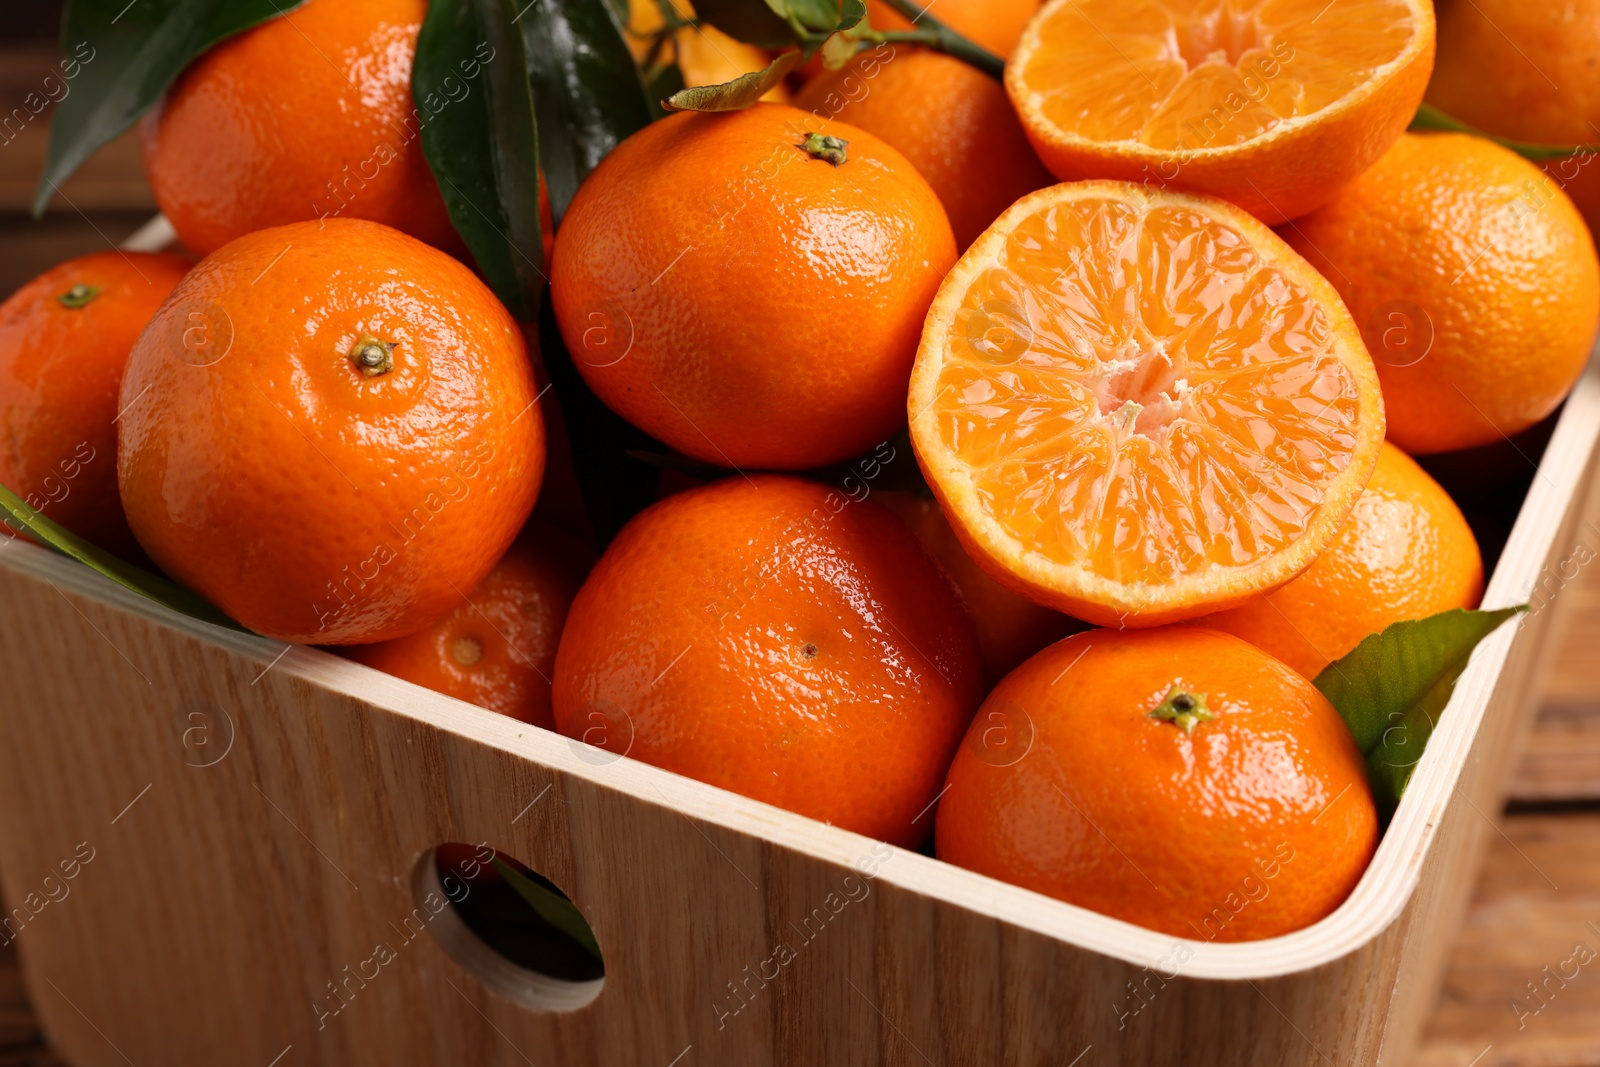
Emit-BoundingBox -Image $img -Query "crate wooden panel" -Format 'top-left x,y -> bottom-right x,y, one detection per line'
9,802 -> 1598,1066
0,352 -> 1594,1066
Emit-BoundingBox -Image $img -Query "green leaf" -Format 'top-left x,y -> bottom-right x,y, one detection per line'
35,0 -> 309,217
0,481 -> 244,632
662,50 -> 800,112
415,0 -> 545,320
489,857 -> 603,962
687,0 -> 866,59
813,0 -> 870,70
1314,606 -> 1525,815
521,0 -> 655,224
1410,103 -> 1596,163
693,0 -> 801,48
773,0 -> 846,33
837,0 -> 867,32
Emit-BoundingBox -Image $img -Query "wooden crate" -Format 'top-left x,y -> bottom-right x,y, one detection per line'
0,227 -> 1597,1067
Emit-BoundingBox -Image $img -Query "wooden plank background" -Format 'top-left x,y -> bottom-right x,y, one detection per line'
3,22 -> 1600,1067
0,34 -> 148,1066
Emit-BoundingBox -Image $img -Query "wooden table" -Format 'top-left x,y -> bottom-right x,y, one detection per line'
1407,576 -> 1600,1067
0,50 -> 144,1066
3,40 -> 1600,1067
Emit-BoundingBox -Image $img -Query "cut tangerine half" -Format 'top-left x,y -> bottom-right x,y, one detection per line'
1006,0 -> 1435,223
908,181 -> 1385,628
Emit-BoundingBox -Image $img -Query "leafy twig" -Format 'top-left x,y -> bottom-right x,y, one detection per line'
0,482 -> 244,632
873,0 -> 1003,78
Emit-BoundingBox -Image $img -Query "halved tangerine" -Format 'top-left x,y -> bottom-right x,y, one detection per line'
1006,0 -> 1435,223
908,181 -> 1385,628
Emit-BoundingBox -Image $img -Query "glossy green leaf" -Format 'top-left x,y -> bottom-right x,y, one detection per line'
416,0 -> 545,320
521,0 -> 655,224
695,0 -> 801,47
662,50 -> 799,112
1314,606 -> 1525,815
837,0 -> 867,32
814,0 -> 870,70
774,0 -> 846,33
0,482 -> 243,632
1411,103 -> 1596,162
489,857 -> 603,962
35,0 -> 308,217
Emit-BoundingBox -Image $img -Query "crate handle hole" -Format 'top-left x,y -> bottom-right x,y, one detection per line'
413,843 -> 604,1012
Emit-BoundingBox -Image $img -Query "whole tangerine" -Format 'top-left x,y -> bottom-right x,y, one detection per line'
865,0 -> 1038,57
1427,0 -> 1600,238
139,0 -> 460,257
550,103 -> 956,470
117,219 -> 545,644
552,475 -> 982,847
936,628 -> 1378,941
796,47 -> 1053,250
0,251 -> 190,558
1197,442 -> 1482,679
346,522 -> 595,728
1284,132 -> 1600,454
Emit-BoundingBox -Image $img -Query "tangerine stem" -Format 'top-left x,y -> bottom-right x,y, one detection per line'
56,284 -> 101,309
350,334 -> 396,377
799,132 -> 849,166
1148,686 -> 1213,735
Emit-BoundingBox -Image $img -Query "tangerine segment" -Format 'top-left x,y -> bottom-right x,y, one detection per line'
1007,0 -> 1434,222
909,181 -> 1384,628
